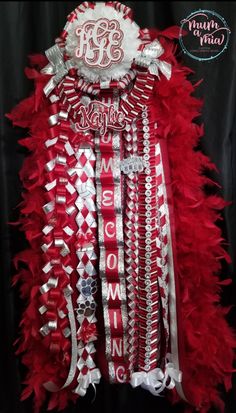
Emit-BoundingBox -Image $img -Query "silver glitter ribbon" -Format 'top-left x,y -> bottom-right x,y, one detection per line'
157,145 -> 188,402
120,156 -> 144,174
42,44 -> 75,96
61,282 -> 79,389
135,40 -> 172,80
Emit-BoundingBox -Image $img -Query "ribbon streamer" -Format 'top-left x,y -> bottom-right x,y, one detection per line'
42,44 -> 75,96
130,354 -> 182,396
74,369 -> 101,396
43,274 -> 78,391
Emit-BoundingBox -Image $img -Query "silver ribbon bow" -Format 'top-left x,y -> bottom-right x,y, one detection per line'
130,355 -> 182,396
42,44 -> 75,97
135,40 -> 172,80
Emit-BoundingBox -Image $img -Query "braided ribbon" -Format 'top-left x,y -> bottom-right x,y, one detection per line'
130,354 -> 182,396
42,45 -> 75,96
135,40 -> 172,80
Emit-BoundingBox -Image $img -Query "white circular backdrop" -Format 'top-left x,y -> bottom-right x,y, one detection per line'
65,3 -> 141,83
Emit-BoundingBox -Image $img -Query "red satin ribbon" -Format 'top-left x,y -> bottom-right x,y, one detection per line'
97,111 -> 129,383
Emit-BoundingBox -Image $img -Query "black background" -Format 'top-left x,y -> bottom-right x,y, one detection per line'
0,2 -> 235,413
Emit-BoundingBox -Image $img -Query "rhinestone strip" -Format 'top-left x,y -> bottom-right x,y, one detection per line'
137,107 -> 162,372
123,121 -> 139,374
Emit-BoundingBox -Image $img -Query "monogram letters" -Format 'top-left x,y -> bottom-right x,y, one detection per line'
106,253 -> 117,270
113,310 -> 118,329
75,18 -> 124,68
112,338 -> 123,357
107,283 -> 121,300
115,365 -> 126,383
105,221 -> 116,238
75,102 -> 127,136
102,190 -> 113,207
101,158 -> 114,173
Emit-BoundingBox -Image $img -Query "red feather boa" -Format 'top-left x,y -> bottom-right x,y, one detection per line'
7,29 -> 235,413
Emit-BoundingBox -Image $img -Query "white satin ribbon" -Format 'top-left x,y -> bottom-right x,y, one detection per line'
42,44 -> 75,96
135,40 -> 172,80
130,355 -> 182,396
74,369 -> 101,396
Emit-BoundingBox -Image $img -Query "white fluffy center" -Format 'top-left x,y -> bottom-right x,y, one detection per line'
65,3 -> 141,82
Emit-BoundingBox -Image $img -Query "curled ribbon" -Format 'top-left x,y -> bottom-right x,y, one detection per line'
39,320 -> 57,337
43,274 -> 77,391
130,354 -> 182,396
135,40 -> 172,80
42,44 -> 75,97
54,238 -> 70,256
74,369 -> 101,396
40,277 -> 58,294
